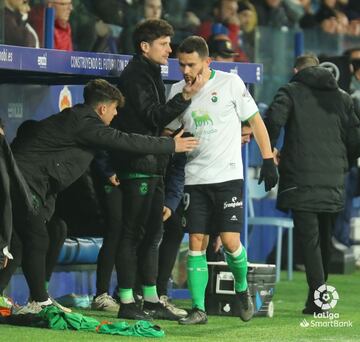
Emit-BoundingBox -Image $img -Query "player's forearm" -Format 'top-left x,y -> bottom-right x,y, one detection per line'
248,113 -> 273,159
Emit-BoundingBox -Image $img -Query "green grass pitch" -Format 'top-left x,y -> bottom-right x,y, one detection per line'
1,271 -> 359,341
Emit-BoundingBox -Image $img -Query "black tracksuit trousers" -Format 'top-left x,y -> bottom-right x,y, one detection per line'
95,185 -> 123,295
116,177 -> 164,289
292,210 -> 338,298
0,211 -> 66,301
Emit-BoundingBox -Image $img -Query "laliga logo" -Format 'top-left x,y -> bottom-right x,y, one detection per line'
314,284 -> 339,310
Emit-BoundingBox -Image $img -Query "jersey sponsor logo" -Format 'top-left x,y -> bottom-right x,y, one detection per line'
223,196 -> 243,209
230,215 -> 238,221
191,110 -> 213,129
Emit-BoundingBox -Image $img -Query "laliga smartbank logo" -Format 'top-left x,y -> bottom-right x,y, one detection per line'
314,284 -> 338,310
299,285 -> 352,329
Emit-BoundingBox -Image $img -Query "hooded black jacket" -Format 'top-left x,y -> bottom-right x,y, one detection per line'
266,66 -> 360,212
11,104 -> 175,219
109,55 -> 190,176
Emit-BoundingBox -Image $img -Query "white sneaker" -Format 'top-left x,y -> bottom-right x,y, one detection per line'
50,297 -> 72,313
91,293 -> 120,312
159,295 -> 187,317
13,301 -> 43,315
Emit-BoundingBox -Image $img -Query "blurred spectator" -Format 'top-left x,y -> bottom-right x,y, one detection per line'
208,33 -> 239,61
237,1 -> 258,61
4,0 -> 38,47
144,0 -> 162,19
282,0 -> 307,25
299,0 -> 318,28
252,0 -> 298,28
346,0 -> 360,20
20,0 -> 40,48
70,0 -> 111,52
48,0 -> 74,51
346,48 -> 360,110
197,0 -> 241,50
315,0 -> 349,34
238,1 -> 257,33
118,0 -> 163,54
342,0 -> 360,35
92,0 -> 125,26
163,0 -> 200,44
187,0 -> 218,21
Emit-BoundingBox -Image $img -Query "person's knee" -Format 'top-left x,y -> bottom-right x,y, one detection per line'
189,234 -> 208,251
221,233 -> 240,253
48,216 -> 67,237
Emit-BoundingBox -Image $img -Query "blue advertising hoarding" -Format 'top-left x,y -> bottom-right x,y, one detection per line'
0,44 -> 262,84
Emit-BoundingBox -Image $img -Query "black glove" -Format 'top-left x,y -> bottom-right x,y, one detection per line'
258,158 -> 278,191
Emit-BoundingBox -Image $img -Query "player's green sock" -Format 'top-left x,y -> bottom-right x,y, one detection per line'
142,285 -> 159,303
119,288 -> 135,304
225,245 -> 248,292
187,251 -> 208,311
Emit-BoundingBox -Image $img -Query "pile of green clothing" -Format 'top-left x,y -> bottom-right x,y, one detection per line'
1,305 -> 165,338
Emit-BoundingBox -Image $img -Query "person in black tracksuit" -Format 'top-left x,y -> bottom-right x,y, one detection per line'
0,79 -> 196,310
0,120 -> 68,299
265,54 -> 360,315
101,19 -> 203,321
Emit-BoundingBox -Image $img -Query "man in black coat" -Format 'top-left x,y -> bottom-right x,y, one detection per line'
94,19 -> 204,320
0,78 -> 198,313
0,119 -> 34,272
265,54 -> 360,315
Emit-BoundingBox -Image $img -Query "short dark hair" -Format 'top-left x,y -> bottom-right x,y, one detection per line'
83,79 -> 125,108
294,54 -> 319,71
178,36 -> 209,59
133,19 -> 174,54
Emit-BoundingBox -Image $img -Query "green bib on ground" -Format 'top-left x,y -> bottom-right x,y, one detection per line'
37,306 -> 165,337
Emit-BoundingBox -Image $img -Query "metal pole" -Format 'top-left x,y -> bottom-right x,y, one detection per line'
294,31 -> 304,58
44,7 -> 55,49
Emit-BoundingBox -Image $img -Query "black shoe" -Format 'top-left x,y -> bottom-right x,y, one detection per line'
143,301 -> 181,321
178,308 -> 208,325
302,301 -> 327,315
302,306 -> 326,315
117,302 -> 152,320
236,288 -> 254,322
302,289 -> 328,315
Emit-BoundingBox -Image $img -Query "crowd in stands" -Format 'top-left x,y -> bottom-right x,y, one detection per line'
2,0 -> 360,61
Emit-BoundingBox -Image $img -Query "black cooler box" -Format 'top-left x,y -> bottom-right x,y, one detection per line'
205,262 -> 276,318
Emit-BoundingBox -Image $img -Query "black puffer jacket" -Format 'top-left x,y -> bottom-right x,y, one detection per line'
110,55 -> 190,176
266,66 -> 360,212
